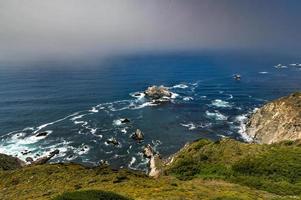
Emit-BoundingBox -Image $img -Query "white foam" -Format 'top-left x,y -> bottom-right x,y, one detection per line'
89,107 -> 99,113
206,110 -> 228,120
172,84 -> 188,89
183,97 -> 193,101
121,128 -> 127,134
90,128 -> 97,135
130,92 -> 146,100
211,99 -> 232,108
71,115 -> 85,121
170,92 -> 179,99
128,156 -> 137,169
33,112 -> 79,134
235,114 -> 253,142
130,101 -> 157,110
259,71 -> 268,74
180,123 -> 197,130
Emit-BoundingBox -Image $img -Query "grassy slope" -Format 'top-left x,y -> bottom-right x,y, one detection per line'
165,139 -> 301,196
0,139 -> 300,200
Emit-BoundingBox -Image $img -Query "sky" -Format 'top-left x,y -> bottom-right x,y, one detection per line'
0,0 -> 300,63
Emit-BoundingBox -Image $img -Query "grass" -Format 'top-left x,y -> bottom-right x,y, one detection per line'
0,139 -> 301,199
53,190 -> 131,200
165,138 -> 301,196
0,163 -> 286,200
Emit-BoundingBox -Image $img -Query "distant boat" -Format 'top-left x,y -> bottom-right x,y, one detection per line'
233,74 -> 241,80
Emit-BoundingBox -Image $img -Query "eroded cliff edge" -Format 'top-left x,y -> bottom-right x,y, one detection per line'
246,92 -> 301,144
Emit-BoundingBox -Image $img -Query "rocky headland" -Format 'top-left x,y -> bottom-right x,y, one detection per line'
246,92 -> 301,144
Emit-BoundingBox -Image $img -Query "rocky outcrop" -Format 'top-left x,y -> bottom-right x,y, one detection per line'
144,85 -> 172,103
143,144 -> 162,178
131,129 -> 144,141
0,153 -> 26,170
246,92 -> 301,144
31,149 -> 60,165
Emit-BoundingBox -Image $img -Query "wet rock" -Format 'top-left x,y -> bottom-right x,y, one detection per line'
36,132 -> 48,137
143,144 -> 154,158
121,118 -> 130,123
99,160 -> 109,166
144,85 -> 172,100
106,138 -> 119,146
31,149 -> 59,165
25,157 -> 34,163
132,129 -> 144,141
21,150 -> 31,155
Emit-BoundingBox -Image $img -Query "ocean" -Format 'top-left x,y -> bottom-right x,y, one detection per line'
0,52 -> 300,171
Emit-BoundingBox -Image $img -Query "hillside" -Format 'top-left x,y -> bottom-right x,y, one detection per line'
1,139 -> 301,200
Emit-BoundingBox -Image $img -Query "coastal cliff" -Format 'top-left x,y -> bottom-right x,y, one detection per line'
246,92 -> 301,144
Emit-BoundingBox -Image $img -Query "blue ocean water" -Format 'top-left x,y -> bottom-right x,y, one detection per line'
0,52 -> 300,170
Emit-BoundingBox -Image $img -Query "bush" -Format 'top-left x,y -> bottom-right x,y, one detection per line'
53,190 -> 132,200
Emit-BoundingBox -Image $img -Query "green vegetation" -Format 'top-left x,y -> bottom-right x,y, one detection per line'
0,153 -> 23,170
53,190 -> 131,200
0,139 -> 300,199
165,138 -> 301,196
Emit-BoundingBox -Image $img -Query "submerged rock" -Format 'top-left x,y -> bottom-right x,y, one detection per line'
144,85 -> 172,101
246,92 -> 301,144
106,138 -> 119,146
132,129 -> 144,141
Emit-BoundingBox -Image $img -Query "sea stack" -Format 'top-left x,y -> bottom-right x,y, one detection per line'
144,85 -> 172,103
246,92 -> 301,144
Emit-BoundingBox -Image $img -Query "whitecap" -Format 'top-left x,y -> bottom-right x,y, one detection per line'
259,71 -> 268,74
89,107 -> 99,113
130,92 -> 146,100
130,101 -> 157,110
211,99 -> 232,108
183,97 -> 193,101
180,123 -> 197,130
206,110 -> 228,120
128,156 -> 137,169
71,114 -> 85,121
172,84 -> 188,89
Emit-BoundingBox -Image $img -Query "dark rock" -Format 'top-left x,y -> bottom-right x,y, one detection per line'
25,157 -> 34,163
121,118 -> 130,123
36,132 -> 48,137
21,150 -> 31,155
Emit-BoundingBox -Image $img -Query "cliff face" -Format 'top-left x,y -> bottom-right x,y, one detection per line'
246,92 -> 301,144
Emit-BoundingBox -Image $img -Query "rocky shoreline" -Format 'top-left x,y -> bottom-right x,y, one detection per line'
1,90 -> 301,179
